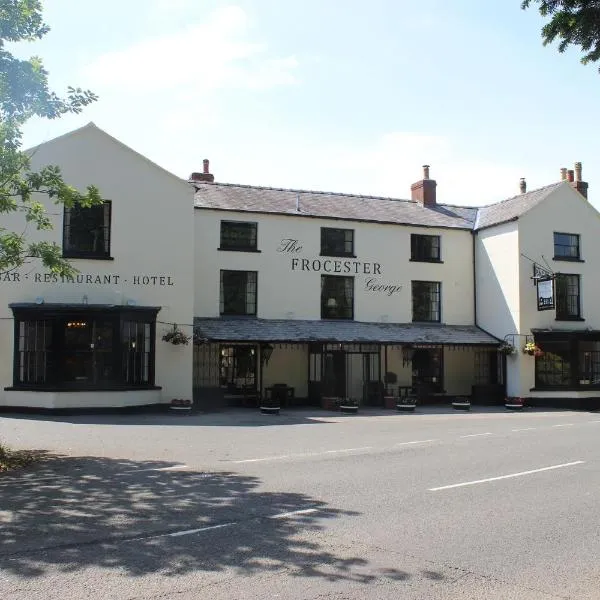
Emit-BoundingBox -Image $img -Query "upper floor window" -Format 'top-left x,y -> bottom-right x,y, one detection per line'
321,228 -> 354,257
556,274 -> 581,320
63,202 -> 111,259
321,275 -> 354,319
412,281 -> 441,322
553,232 -> 580,261
220,270 -> 257,316
411,234 -> 441,262
220,221 -> 258,251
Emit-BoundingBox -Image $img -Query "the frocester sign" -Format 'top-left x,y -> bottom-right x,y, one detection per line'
277,238 -> 402,296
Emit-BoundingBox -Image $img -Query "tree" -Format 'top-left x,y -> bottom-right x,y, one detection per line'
522,1 -> 600,71
0,0 -> 100,277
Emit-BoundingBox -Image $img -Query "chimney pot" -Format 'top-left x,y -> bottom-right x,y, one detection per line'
570,161 -> 588,199
423,165 -> 430,180
574,161 -> 582,182
519,178 -> 527,194
567,170 -> 575,183
411,165 -> 436,207
560,167 -> 568,181
203,159 -> 210,174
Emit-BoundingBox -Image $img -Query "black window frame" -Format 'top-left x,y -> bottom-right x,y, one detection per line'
555,274 -> 582,321
219,221 -> 259,252
553,232 -> 581,261
63,201 -> 112,260
9,304 -> 159,391
320,228 -> 355,257
220,270 -> 258,316
321,275 -> 354,320
410,234 -> 441,262
411,281 -> 441,322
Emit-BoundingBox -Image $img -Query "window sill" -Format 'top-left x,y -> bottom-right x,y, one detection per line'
219,313 -> 257,318
320,316 -> 355,321
530,386 -> 600,392
411,319 -> 441,324
62,254 -> 114,261
5,385 -> 162,392
218,247 -> 261,253
553,256 -> 584,262
319,253 -> 356,259
409,258 -> 444,264
555,317 -> 585,322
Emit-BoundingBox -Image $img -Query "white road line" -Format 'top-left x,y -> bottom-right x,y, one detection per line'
552,423 -> 574,428
429,460 -> 585,492
168,522 -> 236,538
512,427 -> 537,432
394,439 -> 437,446
460,432 -> 492,438
270,508 -> 318,519
232,447 -> 373,463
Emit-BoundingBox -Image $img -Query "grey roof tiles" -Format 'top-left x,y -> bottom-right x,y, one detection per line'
194,317 -> 500,345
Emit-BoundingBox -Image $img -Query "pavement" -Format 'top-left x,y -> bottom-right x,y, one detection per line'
0,405 -> 599,599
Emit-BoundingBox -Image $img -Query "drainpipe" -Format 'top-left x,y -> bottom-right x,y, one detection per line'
472,231 -> 477,327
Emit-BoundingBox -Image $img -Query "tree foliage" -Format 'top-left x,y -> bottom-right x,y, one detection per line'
0,0 -> 100,276
522,1 -> 600,71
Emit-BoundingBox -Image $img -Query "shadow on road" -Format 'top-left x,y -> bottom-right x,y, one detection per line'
0,455 -> 444,585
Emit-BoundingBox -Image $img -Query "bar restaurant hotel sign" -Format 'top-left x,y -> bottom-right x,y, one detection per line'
535,265 -> 555,311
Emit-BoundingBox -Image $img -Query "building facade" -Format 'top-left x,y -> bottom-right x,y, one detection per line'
0,125 -> 597,410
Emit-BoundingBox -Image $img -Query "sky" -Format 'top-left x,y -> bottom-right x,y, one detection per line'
14,0 -> 600,208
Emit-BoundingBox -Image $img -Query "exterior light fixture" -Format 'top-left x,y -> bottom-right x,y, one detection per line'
261,343 -> 274,365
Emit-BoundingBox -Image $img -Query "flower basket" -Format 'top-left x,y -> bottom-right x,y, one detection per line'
162,325 -> 191,346
339,398 -> 359,414
498,342 -> 516,356
523,342 -> 543,357
396,395 -> 417,412
452,396 -> 471,411
169,398 -> 193,413
505,397 -> 525,410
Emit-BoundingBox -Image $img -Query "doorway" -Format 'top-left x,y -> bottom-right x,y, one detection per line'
411,347 -> 443,398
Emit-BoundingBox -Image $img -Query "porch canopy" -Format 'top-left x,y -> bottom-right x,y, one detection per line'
194,317 -> 501,346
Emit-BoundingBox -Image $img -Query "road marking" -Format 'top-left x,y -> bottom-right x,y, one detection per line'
460,432 -> 492,438
231,447 -> 373,463
270,508 -> 318,519
512,427 -> 536,432
552,424 -> 574,428
394,439 -> 437,446
429,460 -> 585,492
168,522 -> 236,538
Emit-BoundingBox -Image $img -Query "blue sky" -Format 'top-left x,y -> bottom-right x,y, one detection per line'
16,0 -> 600,207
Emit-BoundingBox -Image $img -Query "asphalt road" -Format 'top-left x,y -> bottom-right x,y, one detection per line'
1,406 -> 599,599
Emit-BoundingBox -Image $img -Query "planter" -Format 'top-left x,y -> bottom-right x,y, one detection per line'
452,397 -> 471,411
396,401 -> 416,412
260,405 -> 280,415
169,399 -> 193,413
384,396 -> 396,410
321,396 -> 339,411
340,404 -> 358,414
505,397 -> 525,410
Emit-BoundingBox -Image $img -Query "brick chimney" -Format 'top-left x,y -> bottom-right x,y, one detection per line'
411,165 -> 437,207
190,159 -> 214,183
571,161 -> 588,199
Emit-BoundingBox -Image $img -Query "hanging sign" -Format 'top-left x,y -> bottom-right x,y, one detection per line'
537,277 -> 554,311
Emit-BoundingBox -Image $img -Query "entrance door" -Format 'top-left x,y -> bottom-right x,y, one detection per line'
412,348 -> 443,398
323,351 -> 346,398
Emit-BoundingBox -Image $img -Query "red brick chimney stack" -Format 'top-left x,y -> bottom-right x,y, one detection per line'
567,169 -> 575,183
411,164 -> 437,207
571,161 -> 588,199
189,159 -> 215,183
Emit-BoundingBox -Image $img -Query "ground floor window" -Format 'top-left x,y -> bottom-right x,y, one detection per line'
535,334 -> 600,388
10,304 -> 159,390
219,345 -> 257,392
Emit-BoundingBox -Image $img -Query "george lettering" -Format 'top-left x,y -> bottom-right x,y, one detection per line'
365,278 -> 403,297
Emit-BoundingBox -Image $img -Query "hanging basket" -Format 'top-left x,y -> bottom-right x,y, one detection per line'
162,325 -> 191,346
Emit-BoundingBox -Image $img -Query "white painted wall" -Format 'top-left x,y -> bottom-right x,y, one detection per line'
194,209 -> 474,324
0,124 -> 195,407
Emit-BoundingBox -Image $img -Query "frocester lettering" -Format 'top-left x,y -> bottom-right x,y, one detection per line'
291,258 -> 382,275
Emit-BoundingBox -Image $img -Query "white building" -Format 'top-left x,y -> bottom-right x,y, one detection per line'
0,125 -> 597,410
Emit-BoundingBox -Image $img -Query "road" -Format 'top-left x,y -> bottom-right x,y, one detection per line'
1,406 -> 599,599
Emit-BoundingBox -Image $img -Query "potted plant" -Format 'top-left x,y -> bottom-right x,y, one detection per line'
321,396 -> 339,411
260,390 -> 280,415
498,342 -> 516,356
169,398 -> 193,413
523,342 -> 543,357
452,396 -> 471,411
162,325 -> 191,346
339,398 -> 359,414
396,394 -> 417,412
505,397 -> 525,410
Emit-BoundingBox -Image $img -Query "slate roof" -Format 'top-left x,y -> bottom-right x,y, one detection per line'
193,181 -> 569,231
194,183 -> 478,229
194,317 -> 501,346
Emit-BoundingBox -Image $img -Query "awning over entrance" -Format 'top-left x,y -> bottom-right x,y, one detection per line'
194,318 -> 501,346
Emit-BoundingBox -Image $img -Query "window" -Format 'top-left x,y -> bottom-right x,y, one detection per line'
535,341 -> 572,387
220,270 -> 257,316
321,275 -> 354,319
556,274 -> 581,320
63,202 -> 111,259
321,228 -> 354,257
411,234 -> 441,262
553,232 -> 580,261
11,305 -> 157,389
578,342 -> 600,385
220,221 -> 258,251
412,281 -> 441,322
219,345 -> 257,391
